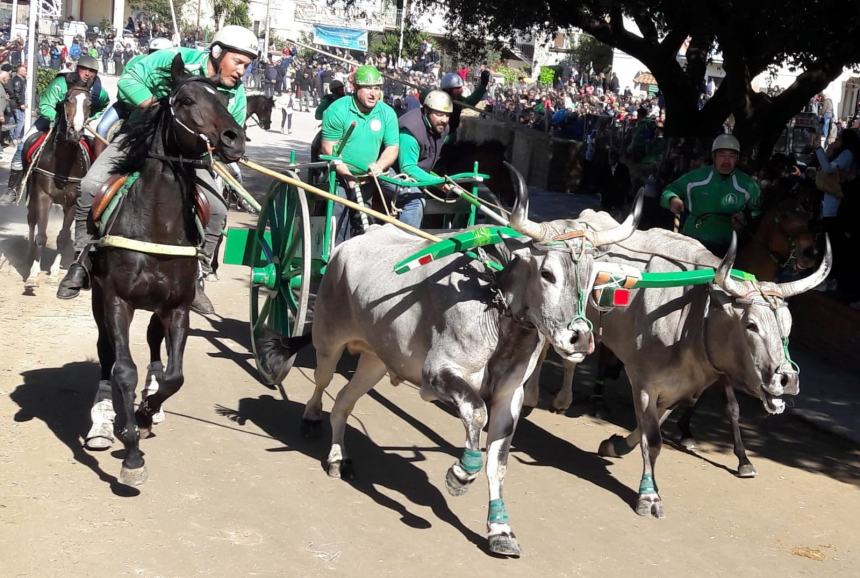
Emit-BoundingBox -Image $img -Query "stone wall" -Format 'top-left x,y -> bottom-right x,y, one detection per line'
458,117 -> 583,192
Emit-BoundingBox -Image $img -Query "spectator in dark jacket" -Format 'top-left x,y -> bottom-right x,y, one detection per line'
9,64 -> 27,141
598,149 -> 632,219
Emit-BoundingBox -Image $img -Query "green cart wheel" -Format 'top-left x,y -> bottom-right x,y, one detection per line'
249,171 -> 312,385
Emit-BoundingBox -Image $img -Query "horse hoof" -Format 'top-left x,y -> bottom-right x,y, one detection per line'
635,494 -> 664,518
84,435 -> 114,451
444,466 -> 473,497
488,533 -> 521,557
680,437 -> 697,451
119,465 -> 148,486
301,419 -> 322,439
737,463 -> 758,478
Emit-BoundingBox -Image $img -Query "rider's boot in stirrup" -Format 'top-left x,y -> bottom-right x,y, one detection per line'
4,168 -> 22,201
191,278 -> 215,315
57,252 -> 91,300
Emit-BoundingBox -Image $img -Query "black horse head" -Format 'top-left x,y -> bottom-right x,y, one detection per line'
58,73 -> 92,143
167,53 -> 245,161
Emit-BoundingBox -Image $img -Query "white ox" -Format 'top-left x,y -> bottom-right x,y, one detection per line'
258,171 -> 641,556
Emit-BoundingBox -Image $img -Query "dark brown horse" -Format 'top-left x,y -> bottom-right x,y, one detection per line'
245,94 -> 274,133
91,55 -> 244,485
24,75 -> 92,288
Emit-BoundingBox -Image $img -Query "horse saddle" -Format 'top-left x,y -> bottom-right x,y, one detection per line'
92,174 -> 211,229
24,132 -> 95,169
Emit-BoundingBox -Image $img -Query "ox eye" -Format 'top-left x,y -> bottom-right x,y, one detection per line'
746,323 -> 759,333
540,269 -> 556,284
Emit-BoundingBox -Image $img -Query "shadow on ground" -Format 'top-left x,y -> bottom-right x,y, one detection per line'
529,352 -> 860,487
10,361 -> 142,496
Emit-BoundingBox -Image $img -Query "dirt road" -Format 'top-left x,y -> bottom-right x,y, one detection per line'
1,111 -> 858,577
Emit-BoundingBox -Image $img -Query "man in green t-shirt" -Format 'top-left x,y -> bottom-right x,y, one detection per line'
661,134 -> 762,256
58,25 -> 259,316
321,64 -> 399,241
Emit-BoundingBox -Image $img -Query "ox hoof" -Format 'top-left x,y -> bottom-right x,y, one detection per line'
301,419 -> 322,439
548,405 -> 568,414
680,437 -> 697,451
444,466 -> 474,497
327,459 -> 355,480
597,434 -> 631,458
737,463 -> 758,478
635,494 -> 664,518
488,533 -> 521,557
119,465 -> 148,486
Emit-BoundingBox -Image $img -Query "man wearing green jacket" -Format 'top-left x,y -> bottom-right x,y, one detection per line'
661,134 -> 762,256
383,90 -> 452,227
5,55 -> 109,198
58,26 -> 259,315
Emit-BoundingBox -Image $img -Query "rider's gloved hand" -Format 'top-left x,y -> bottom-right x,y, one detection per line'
669,197 -> 685,215
480,70 -> 491,86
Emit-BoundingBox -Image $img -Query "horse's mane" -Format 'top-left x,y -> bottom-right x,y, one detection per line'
111,102 -> 165,175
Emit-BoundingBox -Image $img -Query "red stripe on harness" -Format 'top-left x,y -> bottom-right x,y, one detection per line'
24,132 -> 48,165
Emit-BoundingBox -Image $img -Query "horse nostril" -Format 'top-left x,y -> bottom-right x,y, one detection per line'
570,330 -> 579,344
780,373 -> 789,387
221,129 -> 238,146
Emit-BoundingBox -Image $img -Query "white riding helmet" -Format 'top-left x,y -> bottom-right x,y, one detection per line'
712,133 -> 740,153
423,90 -> 453,114
210,25 -> 259,60
149,37 -> 174,53
440,72 -> 464,90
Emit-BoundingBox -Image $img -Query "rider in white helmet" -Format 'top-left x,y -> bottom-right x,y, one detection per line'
65,26 -> 260,453
61,25 -> 260,310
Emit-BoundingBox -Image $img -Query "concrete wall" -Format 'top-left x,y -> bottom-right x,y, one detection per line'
458,116 -> 582,193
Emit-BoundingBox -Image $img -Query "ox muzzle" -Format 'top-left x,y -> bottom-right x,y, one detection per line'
551,318 -> 595,363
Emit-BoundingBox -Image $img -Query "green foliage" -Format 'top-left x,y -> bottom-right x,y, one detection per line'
493,65 -> 522,85
538,66 -> 556,87
213,0 -> 252,28
570,34 -> 613,74
129,0 -> 190,30
368,28 -> 431,59
36,68 -> 58,97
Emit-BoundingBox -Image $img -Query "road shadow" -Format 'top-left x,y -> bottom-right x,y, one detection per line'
528,352 -> 860,487
10,360 -> 141,496
217,390 -> 489,554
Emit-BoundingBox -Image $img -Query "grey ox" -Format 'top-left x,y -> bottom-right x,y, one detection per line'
258,169 -> 642,557
526,211 -> 831,518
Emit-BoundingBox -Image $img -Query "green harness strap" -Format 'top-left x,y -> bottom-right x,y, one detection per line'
393,226 -> 524,274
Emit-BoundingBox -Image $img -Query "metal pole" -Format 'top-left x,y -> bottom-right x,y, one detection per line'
168,0 -> 181,45
11,0 -> 18,40
397,0 -> 408,66
23,0 -> 37,132
263,0 -> 272,56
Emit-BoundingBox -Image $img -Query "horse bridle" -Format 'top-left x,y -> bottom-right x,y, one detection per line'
149,76 -> 221,168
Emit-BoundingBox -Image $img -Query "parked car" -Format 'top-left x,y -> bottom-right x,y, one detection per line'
773,112 -> 820,165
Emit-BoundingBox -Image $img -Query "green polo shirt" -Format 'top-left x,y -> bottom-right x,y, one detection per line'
321,95 -> 399,171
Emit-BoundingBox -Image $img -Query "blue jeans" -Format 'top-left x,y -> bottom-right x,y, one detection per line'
380,178 -> 424,228
13,108 -> 25,140
822,114 -> 833,142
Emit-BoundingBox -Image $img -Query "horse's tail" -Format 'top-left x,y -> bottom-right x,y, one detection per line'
254,328 -> 313,385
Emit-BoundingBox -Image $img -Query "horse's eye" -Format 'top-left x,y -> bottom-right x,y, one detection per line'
180,96 -> 193,106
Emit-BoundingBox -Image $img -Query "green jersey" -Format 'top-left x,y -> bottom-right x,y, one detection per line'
117,47 -> 247,125
661,166 -> 762,248
321,96 -> 399,171
38,74 -> 110,123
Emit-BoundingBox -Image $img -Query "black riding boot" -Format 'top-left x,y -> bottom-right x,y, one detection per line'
56,252 -> 91,300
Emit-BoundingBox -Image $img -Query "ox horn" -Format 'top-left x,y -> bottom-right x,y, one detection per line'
714,232 -> 747,297
589,188 -> 644,247
777,234 -> 833,298
504,161 -> 548,241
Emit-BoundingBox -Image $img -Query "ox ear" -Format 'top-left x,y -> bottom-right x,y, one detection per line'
498,232 -> 532,265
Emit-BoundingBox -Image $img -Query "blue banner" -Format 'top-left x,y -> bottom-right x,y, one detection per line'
312,25 -> 369,52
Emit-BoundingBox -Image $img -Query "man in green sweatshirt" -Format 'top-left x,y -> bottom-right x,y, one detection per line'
661,134 -> 761,256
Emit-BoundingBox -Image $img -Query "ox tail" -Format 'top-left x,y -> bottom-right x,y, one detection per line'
255,328 -> 313,386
